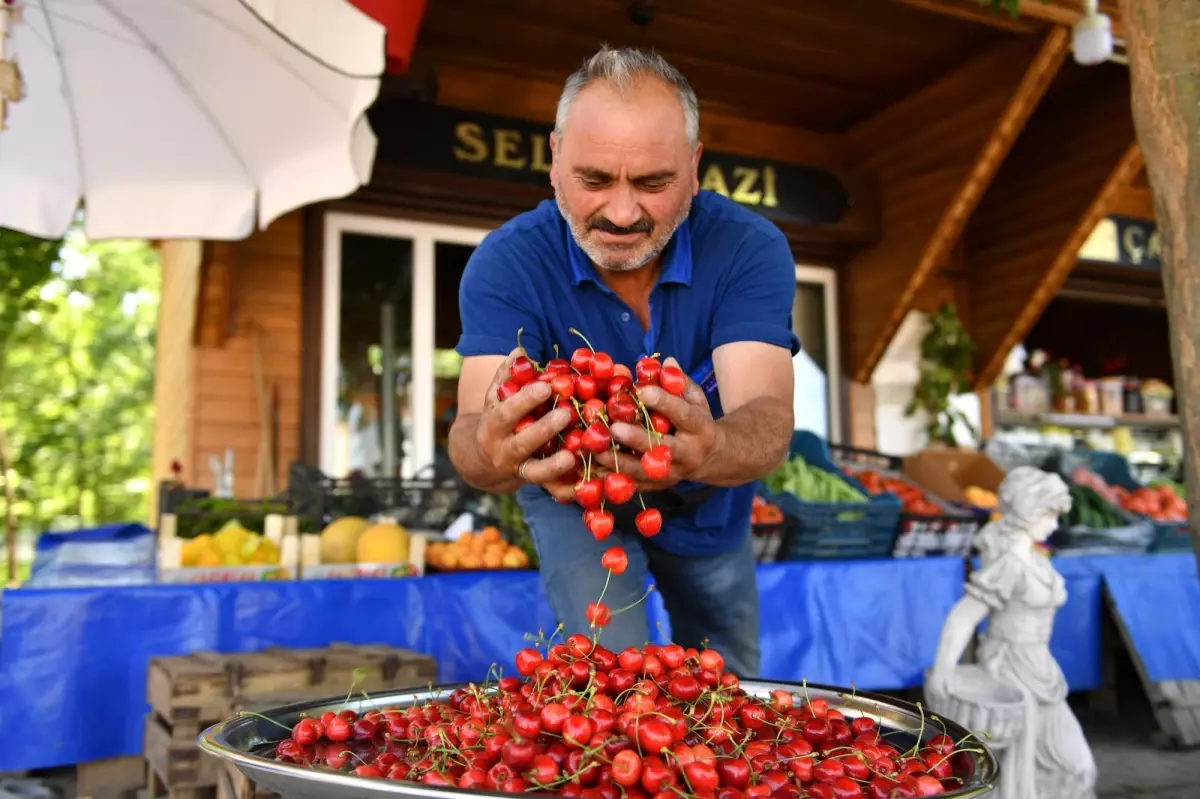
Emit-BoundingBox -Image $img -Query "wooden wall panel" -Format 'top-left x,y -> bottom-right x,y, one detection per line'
842,29 -> 1069,383
187,212 -> 304,498
150,240 -> 202,521
431,62 -> 842,168
1110,184 -> 1156,220
376,63 -> 880,255
965,64 -> 1141,388
414,0 -> 1008,132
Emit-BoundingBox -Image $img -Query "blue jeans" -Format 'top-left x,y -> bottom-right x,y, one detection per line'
520,493 -> 762,678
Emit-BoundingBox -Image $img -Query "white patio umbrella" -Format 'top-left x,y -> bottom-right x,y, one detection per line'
0,0 -> 385,241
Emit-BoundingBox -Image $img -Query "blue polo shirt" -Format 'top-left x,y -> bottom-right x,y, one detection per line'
455,190 -> 800,557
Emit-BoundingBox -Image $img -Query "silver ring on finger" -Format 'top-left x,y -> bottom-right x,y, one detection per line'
518,458 -> 534,482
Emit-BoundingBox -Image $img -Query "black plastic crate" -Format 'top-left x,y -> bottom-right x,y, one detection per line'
287,461 -> 484,532
826,443 -> 986,558
156,482 -> 305,538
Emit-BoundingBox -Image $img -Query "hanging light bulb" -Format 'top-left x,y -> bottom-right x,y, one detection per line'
1072,0 -> 1115,66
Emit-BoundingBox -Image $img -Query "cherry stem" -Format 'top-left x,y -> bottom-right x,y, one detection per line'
629,392 -> 664,446
596,568 -> 613,612
568,327 -> 597,353
611,584 -> 655,615
236,710 -> 294,733
638,492 -> 647,510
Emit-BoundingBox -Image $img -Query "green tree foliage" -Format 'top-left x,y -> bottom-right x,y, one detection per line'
0,229 -> 160,535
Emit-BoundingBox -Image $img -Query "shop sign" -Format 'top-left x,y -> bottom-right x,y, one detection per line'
370,101 -> 853,225
1112,215 -> 1161,269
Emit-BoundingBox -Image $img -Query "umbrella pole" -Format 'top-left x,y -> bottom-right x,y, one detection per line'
381,301 -> 396,478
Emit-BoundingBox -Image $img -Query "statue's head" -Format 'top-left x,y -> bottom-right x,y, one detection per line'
997,466 -> 1072,543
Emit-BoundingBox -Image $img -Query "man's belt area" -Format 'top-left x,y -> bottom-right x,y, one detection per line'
608,485 -> 717,533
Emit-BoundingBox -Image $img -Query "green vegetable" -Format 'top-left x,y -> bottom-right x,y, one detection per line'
763,456 -> 867,504
1062,483 -> 1128,529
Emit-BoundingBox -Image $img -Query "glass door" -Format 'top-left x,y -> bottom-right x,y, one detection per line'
792,265 -> 842,443
321,214 -> 491,478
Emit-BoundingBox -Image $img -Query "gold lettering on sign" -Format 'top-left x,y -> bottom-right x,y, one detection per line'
493,129 -> 527,169
453,122 -> 487,163
761,166 -> 779,208
701,163 -> 780,208
530,134 -> 552,173
700,164 -> 730,197
1121,225 -> 1162,265
730,167 -> 762,205
452,119 -> 782,210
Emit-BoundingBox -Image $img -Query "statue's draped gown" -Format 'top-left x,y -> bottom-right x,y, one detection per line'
966,547 -> 1098,799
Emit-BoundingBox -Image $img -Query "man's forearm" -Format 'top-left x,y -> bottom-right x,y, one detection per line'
448,414 -> 523,493
690,397 -> 793,487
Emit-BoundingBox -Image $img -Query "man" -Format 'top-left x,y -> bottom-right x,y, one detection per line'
449,46 -> 798,678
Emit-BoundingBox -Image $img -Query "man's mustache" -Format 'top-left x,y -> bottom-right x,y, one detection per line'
588,216 -> 654,235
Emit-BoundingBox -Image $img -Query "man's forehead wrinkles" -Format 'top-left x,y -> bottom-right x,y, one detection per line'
572,166 -> 678,181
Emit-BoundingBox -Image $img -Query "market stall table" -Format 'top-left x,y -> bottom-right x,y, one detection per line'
0,557 -> 965,771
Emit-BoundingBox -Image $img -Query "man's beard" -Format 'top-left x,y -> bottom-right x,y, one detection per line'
556,188 -> 691,273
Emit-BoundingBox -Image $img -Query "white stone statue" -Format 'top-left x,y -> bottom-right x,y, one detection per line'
926,466 -> 1098,799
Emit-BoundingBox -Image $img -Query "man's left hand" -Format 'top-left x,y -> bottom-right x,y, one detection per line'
594,358 -> 720,491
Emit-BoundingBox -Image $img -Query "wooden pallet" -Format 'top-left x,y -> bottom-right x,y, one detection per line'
142,643 -> 437,795
146,642 -> 438,728
216,763 -> 279,799
75,755 -> 146,799
1105,589 -> 1200,748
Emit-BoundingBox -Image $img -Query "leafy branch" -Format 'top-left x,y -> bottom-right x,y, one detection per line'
982,0 -> 1045,17
904,303 -> 978,448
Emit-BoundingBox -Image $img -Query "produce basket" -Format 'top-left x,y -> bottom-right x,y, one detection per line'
158,512 -> 300,583
749,494 -> 790,562
1047,452 -> 1176,554
828,443 -> 987,559
1050,481 -> 1155,554
198,680 -> 999,799
901,450 -> 1005,517
762,431 -> 901,560
298,516 -> 427,580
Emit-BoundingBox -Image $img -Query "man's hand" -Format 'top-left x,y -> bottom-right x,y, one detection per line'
594,358 -> 719,492
475,349 -> 578,500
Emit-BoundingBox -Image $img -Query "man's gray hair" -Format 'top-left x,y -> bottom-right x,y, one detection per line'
554,46 -> 700,145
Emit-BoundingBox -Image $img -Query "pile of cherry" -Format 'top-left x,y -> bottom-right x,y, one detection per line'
272,638 -> 979,798
499,330 -> 681,546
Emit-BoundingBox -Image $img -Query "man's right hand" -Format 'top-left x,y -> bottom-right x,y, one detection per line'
476,349 -> 578,500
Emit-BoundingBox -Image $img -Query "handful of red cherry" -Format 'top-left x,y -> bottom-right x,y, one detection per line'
496,328 -> 682,547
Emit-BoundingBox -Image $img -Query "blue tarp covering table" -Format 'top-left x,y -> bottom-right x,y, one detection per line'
1091,553 -> 1200,682
0,557 -> 964,771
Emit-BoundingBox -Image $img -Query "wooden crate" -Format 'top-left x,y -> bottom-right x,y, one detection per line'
147,643 -> 437,728
1105,590 -> 1200,748
216,763 -> 278,799
144,712 -> 221,790
143,643 -> 438,794
76,755 -> 146,799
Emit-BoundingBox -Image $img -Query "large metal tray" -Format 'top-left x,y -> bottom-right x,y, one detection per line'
199,680 -> 999,799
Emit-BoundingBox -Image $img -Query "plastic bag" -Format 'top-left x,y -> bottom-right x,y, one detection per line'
25,523 -> 156,587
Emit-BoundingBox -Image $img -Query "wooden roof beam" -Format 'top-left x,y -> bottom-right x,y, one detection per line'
890,0 -> 1125,37
842,28 -> 1070,383
889,0 -> 1043,32
964,66 -> 1141,389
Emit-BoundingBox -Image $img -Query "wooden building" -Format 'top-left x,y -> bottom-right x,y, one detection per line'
152,0 -> 1160,500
